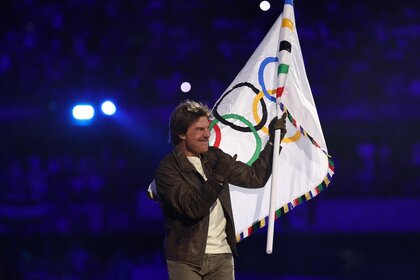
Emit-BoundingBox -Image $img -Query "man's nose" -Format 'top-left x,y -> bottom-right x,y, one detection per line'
203,129 -> 210,138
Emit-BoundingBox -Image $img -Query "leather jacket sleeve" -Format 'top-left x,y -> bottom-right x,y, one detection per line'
208,142 -> 275,189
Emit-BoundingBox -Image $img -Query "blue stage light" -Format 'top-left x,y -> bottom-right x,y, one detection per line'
72,104 -> 95,120
101,100 -> 116,116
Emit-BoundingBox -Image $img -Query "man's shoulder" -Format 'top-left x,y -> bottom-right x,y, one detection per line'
157,151 -> 176,168
205,146 -> 221,157
204,146 -> 224,162
207,146 -> 222,153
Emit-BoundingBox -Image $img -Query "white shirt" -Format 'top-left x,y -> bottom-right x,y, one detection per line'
187,156 -> 232,254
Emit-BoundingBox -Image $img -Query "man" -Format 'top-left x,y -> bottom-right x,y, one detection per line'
154,100 -> 286,280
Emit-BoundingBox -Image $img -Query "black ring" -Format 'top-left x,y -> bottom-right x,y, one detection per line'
213,82 -> 268,132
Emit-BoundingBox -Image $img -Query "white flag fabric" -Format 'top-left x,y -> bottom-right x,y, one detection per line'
209,1 -> 334,242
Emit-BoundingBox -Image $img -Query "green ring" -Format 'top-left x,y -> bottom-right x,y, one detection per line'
210,113 -> 262,165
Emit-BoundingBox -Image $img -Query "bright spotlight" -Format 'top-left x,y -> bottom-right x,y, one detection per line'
260,1 -> 271,11
180,82 -> 191,93
101,100 -> 116,115
72,104 -> 95,120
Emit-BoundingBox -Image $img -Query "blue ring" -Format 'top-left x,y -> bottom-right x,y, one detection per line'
258,56 -> 278,102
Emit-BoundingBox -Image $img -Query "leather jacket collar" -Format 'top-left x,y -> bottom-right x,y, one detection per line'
173,144 -> 209,173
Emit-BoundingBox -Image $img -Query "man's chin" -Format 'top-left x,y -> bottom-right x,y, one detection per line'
200,145 -> 209,153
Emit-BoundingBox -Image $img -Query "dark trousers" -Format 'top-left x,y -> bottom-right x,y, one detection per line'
166,253 -> 234,280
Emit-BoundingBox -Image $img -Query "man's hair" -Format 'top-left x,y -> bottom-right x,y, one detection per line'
169,100 -> 211,145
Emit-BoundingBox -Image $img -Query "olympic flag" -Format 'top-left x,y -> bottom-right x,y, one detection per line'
209,0 -> 334,246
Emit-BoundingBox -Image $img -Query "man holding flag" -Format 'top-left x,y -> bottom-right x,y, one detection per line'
154,100 -> 286,280
151,0 -> 334,278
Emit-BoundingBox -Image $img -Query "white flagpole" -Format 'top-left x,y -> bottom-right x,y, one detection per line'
266,126 -> 282,254
266,0 -> 294,254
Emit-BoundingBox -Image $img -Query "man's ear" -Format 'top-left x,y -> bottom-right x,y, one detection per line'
179,134 -> 186,140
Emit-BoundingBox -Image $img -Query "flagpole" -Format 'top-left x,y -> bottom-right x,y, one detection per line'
266,127 -> 282,254
266,0 -> 294,254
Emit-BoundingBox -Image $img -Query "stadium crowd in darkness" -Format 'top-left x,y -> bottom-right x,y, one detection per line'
0,0 -> 419,279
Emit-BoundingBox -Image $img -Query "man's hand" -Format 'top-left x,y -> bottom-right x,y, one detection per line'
268,113 -> 287,144
213,154 -> 238,184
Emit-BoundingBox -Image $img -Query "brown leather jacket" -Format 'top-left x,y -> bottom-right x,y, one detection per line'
155,143 -> 274,267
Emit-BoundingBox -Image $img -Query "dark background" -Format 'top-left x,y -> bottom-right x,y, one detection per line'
0,0 -> 419,279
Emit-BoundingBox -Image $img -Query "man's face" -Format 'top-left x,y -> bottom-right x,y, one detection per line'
179,116 -> 210,157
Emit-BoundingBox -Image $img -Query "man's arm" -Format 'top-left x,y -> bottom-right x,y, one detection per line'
227,114 -> 287,188
224,143 -> 275,188
155,159 -> 224,220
